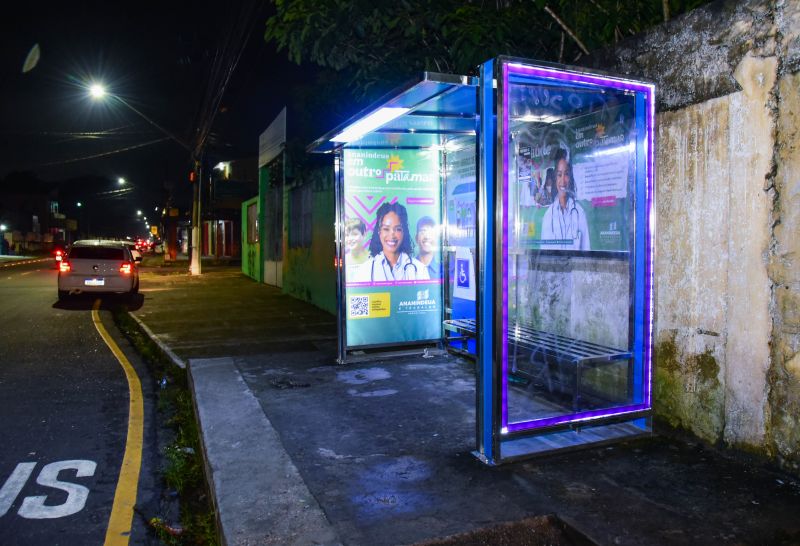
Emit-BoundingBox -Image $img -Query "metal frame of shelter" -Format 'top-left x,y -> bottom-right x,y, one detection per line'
309,57 -> 655,464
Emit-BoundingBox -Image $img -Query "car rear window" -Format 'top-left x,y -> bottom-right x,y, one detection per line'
69,246 -> 125,260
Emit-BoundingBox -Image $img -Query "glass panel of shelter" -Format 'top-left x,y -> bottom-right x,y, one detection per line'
442,135 -> 478,357
500,69 -> 645,433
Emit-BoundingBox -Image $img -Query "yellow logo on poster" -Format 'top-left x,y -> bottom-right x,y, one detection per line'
386,154 -> 404,172
349,293 -> 391,319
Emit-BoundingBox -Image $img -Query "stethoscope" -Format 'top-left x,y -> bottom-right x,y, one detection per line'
550,194 -> 581,242
370,254 -> 418,281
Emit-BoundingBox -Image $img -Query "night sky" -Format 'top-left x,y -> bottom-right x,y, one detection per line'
0,1 -> 305,237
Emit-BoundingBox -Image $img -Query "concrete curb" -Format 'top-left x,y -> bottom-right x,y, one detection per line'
128,312 -> 186,369
188,357 -> 341,546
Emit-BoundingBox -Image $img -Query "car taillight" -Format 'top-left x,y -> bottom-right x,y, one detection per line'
59,261 -> 71,272
119,262 -> 132,274
55,250 -> 63,261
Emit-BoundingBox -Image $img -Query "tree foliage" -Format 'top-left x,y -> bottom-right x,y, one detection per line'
266,0 -> 708,104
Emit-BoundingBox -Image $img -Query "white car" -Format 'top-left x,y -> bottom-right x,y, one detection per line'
58,240 -> 141,300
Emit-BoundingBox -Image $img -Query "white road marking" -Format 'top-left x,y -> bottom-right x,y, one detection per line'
17,460 -> 97,519
0,463 -> 36,517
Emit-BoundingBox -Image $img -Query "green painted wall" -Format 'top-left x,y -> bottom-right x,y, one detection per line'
240,195 -> 261,281
282,176 -> 336,314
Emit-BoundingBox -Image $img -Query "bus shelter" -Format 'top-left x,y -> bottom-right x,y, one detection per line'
309,57 -> 655,464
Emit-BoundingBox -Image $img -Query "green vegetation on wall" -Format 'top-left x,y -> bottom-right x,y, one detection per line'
654,331 -> 724,444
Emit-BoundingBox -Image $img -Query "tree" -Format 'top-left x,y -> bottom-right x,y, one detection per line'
265,0 -> 709,104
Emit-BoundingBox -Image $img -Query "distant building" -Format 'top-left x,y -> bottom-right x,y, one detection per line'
203,157 -> 257,259
0,173 -> 74,253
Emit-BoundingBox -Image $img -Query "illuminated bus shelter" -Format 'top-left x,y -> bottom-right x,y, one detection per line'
309,57 -> 655,464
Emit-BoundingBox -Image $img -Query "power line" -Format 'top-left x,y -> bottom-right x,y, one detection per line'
35,137 -> 171,167
2,124 -> 141,139
190,0 -> 263,159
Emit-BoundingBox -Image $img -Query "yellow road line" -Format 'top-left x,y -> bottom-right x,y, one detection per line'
91,299 -> 144,546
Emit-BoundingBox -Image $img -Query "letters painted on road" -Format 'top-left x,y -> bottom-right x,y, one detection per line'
0,463 -> 36,517
0,460 -> 96,519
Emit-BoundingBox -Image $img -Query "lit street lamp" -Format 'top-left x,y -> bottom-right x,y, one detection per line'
118,177 -> 126,185
89,83 -> 106,99
136,210 -> 142,216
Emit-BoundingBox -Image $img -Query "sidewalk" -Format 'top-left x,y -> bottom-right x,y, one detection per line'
131,264 -> 800,546
0,255 -> 49,268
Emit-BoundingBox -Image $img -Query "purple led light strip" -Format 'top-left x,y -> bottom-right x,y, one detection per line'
507,62 -> 654,94
507,404 -> 651,433
501,62 -> 509,431
501,61 -> 656,433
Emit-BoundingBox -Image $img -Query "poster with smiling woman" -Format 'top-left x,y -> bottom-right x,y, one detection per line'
342,148 -> 443,347
511,101 -> 635,253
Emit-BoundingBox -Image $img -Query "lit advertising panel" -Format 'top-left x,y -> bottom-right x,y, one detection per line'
342,148 -> 443,347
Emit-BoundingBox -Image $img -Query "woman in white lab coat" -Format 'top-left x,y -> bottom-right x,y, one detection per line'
353,202 -> 429,282
541,149 -> 590,251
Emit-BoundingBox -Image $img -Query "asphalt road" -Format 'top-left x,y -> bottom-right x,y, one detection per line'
0,259 -> 163,545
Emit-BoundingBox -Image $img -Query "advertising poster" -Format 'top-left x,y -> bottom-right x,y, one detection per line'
512,101 -> 634,252
342,148 -> 442,347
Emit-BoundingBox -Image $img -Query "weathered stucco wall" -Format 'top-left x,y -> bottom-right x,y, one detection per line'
769,67 -> 800,472
589,0 -> 800,473
655,54 -> 775,449
517,257 -> 629,349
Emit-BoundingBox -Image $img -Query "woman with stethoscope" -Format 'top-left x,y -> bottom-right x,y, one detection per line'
540,149 -> 591,251
353,202 -> 430,282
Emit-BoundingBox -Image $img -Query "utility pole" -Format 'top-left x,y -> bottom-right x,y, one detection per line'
190,158 -> 202,276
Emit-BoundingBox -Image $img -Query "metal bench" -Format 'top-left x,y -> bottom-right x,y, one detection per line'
443,318 -> 633,410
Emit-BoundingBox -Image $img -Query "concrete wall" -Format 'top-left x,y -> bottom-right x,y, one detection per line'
588,0 -> 800,473
277,164 -> 336,315
516,257 -> 629,350
281,180 -> 336,314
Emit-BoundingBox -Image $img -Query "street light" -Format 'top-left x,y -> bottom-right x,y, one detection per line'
0,224 -> 6,231
77,202 -> 82,207
89,83 -> 106,99
86,80 -> 201,275
118,177 -> 126,185
137,210 -> 142,216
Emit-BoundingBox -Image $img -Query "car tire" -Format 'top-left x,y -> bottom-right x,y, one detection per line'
58,289 -> 69,300
131,280 -> 139,295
